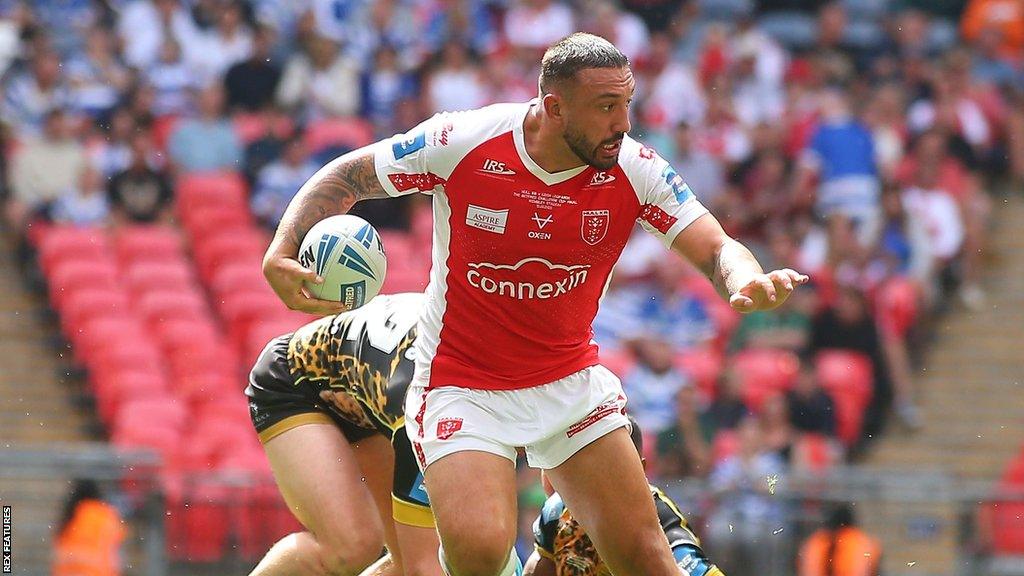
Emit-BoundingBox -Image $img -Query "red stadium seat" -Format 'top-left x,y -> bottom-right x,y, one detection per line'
59,288 -> 131,333
113,396 -> 189,436
599,348 -> 636,379
793,434 -> 839,473
209,262 -> 271,300
136,290 -> 210,324
124,261 -> 197,295
72,316 -> 150,363
176,172 -> 249,214
88,342 -> 166,387
172,372 -> 239,406
113,225 -> 184,264
233,112 -> 294,145
675,349 -> 723,400
380,266 -> 429,294
193,232 -> 269,281
732,348 -> 800,412
304,117 -> 374,154
180,203 -> 255,240
711,430 -> 740,464
47,259 -> 120,309
245,318 -> 306,366
815,350 -> 874,446
153,318 -> 221,353
219,291 -> 292,347
875,277 -> 919,338
93,369 -> 171,425
991,452 -> 1024,553
378,230 -> 414,267
165,480 -> 232,561
37,225 -> 110,274
233,481 -> 302,561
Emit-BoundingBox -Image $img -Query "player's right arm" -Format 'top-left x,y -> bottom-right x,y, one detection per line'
264,114 -> 447,314
262,147 -> 389,314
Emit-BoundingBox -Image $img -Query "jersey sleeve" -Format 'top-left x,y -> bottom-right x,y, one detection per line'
621,137 -> 709,249
373,113 -> 452,197
373,104 -> 517,198
533,493 -> 565,559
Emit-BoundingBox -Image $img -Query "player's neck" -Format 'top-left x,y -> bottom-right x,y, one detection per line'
523,105 -> 587,174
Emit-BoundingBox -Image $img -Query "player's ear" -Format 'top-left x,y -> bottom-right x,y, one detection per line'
541,92 -> 564,124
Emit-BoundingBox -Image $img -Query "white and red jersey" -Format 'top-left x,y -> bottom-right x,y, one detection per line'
373,101 -> 708,391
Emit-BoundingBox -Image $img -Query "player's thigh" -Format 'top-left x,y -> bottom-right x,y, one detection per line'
545,426 -> 677,576
423,451 -> 518,561
263,422 -> 387,551
393,522 -> 442,576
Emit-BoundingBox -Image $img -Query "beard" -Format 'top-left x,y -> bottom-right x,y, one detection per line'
563,125 -> 622,170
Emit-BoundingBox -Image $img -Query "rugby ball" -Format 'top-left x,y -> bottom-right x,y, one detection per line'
298,215 -> 387,309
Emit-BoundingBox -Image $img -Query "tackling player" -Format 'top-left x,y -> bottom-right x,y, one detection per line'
524,418 -> 723,576
245,293 -> 440,576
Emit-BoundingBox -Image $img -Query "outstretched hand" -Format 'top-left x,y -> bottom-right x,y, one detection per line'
263,254 -> 349,316
729,269 -> 809,313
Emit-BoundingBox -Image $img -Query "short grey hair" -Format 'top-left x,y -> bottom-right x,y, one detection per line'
539,33 -> 629,94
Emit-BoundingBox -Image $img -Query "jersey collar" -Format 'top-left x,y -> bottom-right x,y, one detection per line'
513,100 -> 588,187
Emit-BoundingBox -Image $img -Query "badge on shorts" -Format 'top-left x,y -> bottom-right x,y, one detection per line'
436,418 -> 464,440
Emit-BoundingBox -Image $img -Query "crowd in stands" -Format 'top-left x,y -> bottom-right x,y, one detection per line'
0,0 -> 1021,571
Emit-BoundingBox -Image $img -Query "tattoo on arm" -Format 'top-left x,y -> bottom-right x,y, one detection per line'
272,148 -> 389,254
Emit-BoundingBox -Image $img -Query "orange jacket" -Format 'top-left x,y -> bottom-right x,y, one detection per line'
53,500 -> 126,576
961,0 -> 1024,55
798,527 -> 882,576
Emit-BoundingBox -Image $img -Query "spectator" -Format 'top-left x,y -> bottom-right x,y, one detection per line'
88,108 -> 138,179
969,27 -> 1020,88
29,0 -> 98,57
195,0 -> 253,82
786,363 -> 837,437
900,155 -> 966,275
424,41 -> 489,114
276,34 -> 361,121
1,48 -> 69,137
621,338 -> 690,436
145,38 -> 198,118
53,479 -> 125,576
707,414 -> 789,576
224,24 -> 282,112
637,32 -> 705,133
421,0 -> 498,59
6,109 -> 85,232
65,26 -> 130,121
251,136 -> 318,230
503,0 -> 575,57
761,392 -> 798,464
108,132 -> 173,225
961,0 -> 1024,59
655,384 -> 712,479
796,88 -> 881,246
875,184 -> 933,292
50,165 -> 109,227
347,0 -> 419,70
308,0 -> 368,46
706,369 -> 749,434
118,0 -> 203,69
359,45 -> 416,135
242,107 -> 295,183
798,503 -> 882,576
691,82 -> 751,167
808,285 -> 919,437
167,83 -> 243,173
862,83 -> 909,181
667,122 -> 725,208
580,0 -> 650,64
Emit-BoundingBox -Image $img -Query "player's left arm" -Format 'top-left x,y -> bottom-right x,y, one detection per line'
670,214 -> 808,313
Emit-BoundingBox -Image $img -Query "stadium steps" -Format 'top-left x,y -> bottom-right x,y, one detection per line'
0,237 -> 96,573
860,193 -> 1024,575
